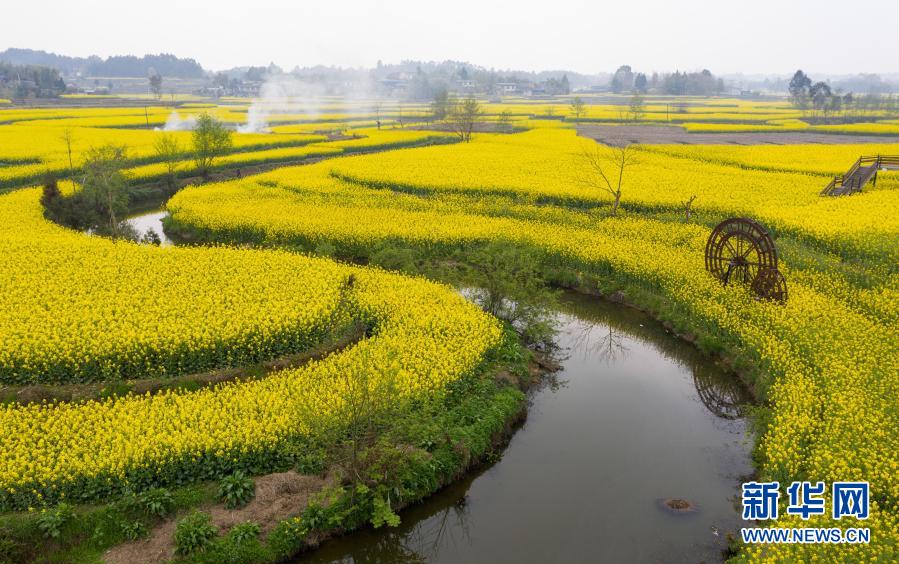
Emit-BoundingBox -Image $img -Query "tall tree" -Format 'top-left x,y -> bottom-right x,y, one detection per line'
569,96 -> 586,123
154,133 -> 182,189
634,73 -> 648,93
60,128 -> 76,180
148,69 -> 163,99
610,65 -> 634,93
445,97 -> 482,142
789,70 -> 812,109
192,113 -> 233,178
580,140 -> 637,216
431,87 -> 449,120
810,82 -> 833,110
628,92 -> 645,121
81,145 -> 129,238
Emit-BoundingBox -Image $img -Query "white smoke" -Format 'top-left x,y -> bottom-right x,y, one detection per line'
238,75 -> 329,133
156,111 -> 197,131
237,72 -> 376,134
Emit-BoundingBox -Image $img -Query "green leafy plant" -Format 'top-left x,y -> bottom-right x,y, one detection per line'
173,511 -> 218,555
217,471 -> 255,509
139,487 -> 175,517
371,495 -> 400,528
226,521 -> 260,544
267,517 -> 309,560
120,520 -> 148,541
36,503 -> 73,539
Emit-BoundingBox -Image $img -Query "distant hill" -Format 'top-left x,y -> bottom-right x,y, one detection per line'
0,48 -> 206,78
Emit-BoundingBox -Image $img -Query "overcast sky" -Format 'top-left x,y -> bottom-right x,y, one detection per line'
6,0 -> 897,75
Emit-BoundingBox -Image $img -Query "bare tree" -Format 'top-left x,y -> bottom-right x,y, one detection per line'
681,194 -> 698,223
569,96 -> 586,123
60,128 -> 75,180
445,96 -> 482,142
372,101 -> 383,129
628,92 -> 645,122
580,140 -> 637,216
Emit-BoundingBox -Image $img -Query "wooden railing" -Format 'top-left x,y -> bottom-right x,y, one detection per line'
821,155 -> 899,196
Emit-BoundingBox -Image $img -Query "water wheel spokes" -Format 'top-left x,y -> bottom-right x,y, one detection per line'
705,218 -> 787,303
751,266 -> 788,304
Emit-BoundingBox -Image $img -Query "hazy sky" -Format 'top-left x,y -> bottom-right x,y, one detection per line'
6,0 -> 898,75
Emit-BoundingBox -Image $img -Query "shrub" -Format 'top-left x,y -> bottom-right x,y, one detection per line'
267,517 -> 309,560
173,511 -> 218,555
185,522 -> 265,564
226,521 -> 260,544
139,487 -> 174,518
120,520 -> 148,541
36,503 -> 73,539
217,471 -> 255,509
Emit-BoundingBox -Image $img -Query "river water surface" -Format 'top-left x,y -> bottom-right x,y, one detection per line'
125,208 -> 171,245
300,293 -> 754,563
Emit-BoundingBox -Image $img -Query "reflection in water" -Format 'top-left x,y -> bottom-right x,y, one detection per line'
693,364 -> 747,420
569,321 -> 631,364
124,209 -> 171,246
300,292 -> 754,564
560,295 -> 751,421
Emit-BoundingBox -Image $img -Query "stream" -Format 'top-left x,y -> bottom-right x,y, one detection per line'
299,293 -> 754,563
125,207 -> 171,245
124,208 -> 756,562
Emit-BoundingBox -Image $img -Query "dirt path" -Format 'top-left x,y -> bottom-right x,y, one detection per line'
104,472 -> 327,564
578,124 -> 899,145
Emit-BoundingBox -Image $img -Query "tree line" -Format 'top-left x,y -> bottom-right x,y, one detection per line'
0,62 -> 66,98
0,49 -> 205,78
789,70 -> 899,121
610,65 -> 725,96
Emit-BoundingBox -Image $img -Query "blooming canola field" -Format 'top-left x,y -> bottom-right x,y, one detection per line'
168,127 -> 898,561
0,98 -> 897,561
0,187 -> 502,508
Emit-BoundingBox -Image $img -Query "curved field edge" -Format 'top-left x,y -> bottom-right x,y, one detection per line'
166,140 -> 899,561
0,188 -> 504,513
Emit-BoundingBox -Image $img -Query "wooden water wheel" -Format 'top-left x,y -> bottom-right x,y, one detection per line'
751,267 -> 788,304
705,218 -> 787,303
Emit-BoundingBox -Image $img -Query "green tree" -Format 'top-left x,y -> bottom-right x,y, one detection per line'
634,73 -> 648,93
81,144 -> 130,238
610,65 -> 634,93
789,70 -> 812,109
810,81 -> 833,117
192,113 -> 233,178
153,133 -> 182,189
467,242 -> 557,346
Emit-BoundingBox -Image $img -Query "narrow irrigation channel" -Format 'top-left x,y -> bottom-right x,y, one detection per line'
299,292 -> 754,563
